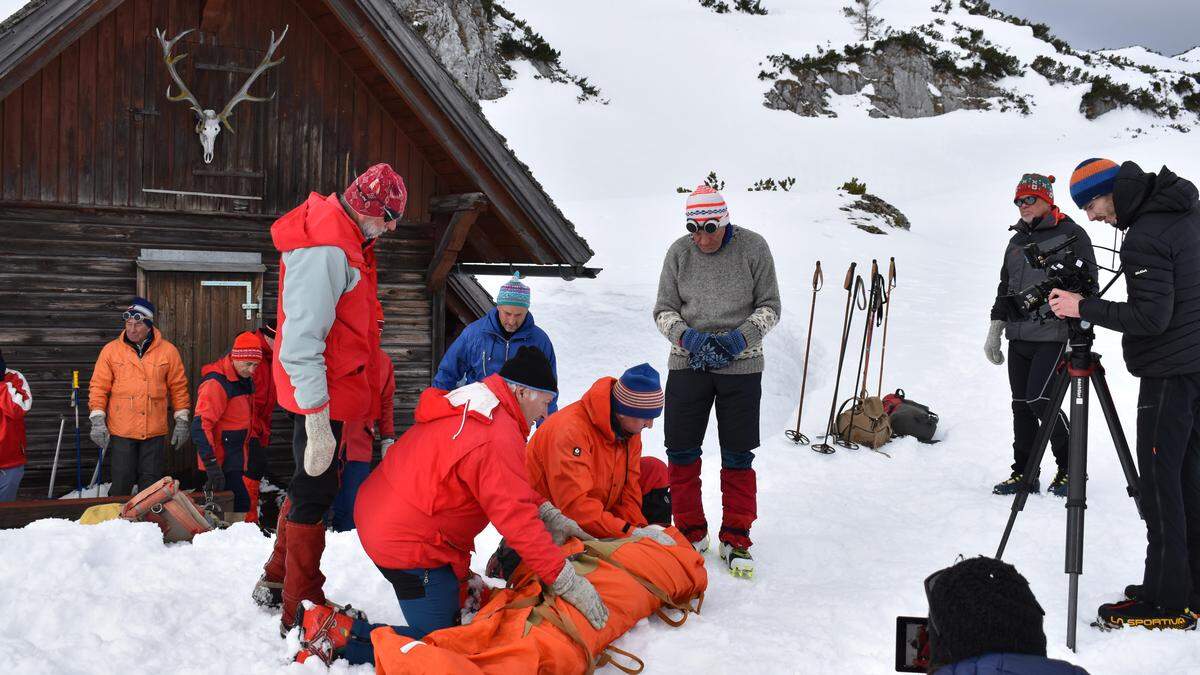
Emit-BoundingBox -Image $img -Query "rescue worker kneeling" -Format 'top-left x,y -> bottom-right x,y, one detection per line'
294,347 -> 608,666
192,332 -> 261,521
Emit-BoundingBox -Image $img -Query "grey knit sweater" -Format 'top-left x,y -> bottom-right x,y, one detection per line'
653,226 -> 781,374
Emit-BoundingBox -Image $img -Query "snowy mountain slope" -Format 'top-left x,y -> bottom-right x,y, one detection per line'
3,1 -> 1200,674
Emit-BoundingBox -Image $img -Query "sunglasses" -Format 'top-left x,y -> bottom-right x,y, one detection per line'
122,311 -> 147,323
1014,196 -> 1040,206
686,218 -> 721,234
354,182 -> 401,223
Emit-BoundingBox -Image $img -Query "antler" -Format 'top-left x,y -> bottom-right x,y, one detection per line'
218,25 -> 288,133
155,27 -> 204,117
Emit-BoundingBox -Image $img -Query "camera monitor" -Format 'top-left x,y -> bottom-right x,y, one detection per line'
895,616 -> 930,672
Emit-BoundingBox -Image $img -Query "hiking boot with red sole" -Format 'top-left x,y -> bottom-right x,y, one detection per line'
1095,600 -> 1198,631
295,601 -> 362,665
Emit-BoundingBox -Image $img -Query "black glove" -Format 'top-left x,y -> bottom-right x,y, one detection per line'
202,458 -> 225,492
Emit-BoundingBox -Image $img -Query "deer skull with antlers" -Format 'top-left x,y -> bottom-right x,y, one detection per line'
155,26 -> 288,164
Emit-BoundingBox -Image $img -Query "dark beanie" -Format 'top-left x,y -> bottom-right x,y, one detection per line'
927,557 -> 1046,668
259,320 -> 277,341
499,346 -> 557,394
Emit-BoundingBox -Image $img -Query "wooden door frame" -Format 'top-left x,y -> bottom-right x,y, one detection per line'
135,249 -> 266,318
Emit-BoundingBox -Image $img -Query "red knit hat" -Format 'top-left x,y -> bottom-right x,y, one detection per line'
231,331 -> 263,363
1014,173 -> 1055,205
344,163 -> 408,220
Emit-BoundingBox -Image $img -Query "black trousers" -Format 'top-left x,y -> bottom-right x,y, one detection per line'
1007,340 -> 1069,475
1135,374 -> 1200,610
109,435 -> 166,496
664,369 -> 762,468
286,418 -> 345,524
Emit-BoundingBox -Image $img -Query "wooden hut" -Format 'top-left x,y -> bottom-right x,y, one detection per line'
0,0 -> 597,500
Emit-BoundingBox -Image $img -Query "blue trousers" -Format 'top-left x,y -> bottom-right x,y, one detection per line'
0,464 -> 23,501
341,565 -> 460,665
329,460 -> 372,532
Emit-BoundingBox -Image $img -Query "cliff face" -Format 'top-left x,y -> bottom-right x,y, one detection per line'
393,0 -> 509,100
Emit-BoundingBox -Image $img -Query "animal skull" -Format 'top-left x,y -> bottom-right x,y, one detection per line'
155,26 -> 288,164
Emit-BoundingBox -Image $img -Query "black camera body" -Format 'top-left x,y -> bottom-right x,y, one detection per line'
1006,237 -> 1096,321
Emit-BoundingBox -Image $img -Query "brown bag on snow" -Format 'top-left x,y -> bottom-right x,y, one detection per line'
835,396 -> 893,449
119,477 -> 215,543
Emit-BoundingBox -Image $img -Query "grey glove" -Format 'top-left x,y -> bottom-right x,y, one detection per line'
202,458 -> 225,491
984,319 -> 1006,365
630,526 -> 675,547
538,502 -> 594,545
171,411 -> 190,450
89,412 -> 110,449
550,562 -> 609,630
303,407 -> 337,477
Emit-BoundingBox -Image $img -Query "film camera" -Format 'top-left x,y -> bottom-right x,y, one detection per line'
1005,236 -> 1096,320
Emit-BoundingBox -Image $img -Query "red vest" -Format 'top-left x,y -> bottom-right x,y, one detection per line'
271,193 -> 381,422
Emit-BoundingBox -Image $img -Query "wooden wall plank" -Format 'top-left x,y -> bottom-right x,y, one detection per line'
77,25 -> 97,205
1,88 -> 19,200
94,14 -> 116,206
19,72 -> 40,202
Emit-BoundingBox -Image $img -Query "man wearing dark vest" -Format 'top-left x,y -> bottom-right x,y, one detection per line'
250,163 -> 408,634
985,174 -> 1096,497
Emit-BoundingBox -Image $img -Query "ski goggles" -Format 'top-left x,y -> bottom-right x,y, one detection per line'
686,218 -> 721,234
122,310 -> 148,323
1014,195 -> 1040,206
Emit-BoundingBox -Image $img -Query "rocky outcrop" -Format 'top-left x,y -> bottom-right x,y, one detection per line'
839,189 -> 911,234
392,0 -> 508,100
765,42 -> 1017,119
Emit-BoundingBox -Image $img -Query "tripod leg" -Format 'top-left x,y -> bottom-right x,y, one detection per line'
997,369 -> 1071,559
1090,369 -> 1143,519
1064,374 -> 1090,653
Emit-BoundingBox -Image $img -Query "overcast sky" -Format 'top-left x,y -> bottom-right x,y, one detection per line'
989,0 -> 1200,56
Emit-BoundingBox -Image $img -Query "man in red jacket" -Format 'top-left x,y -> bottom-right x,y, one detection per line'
293,347 -> 608,666
192,332 -> 261,521
244,321 -> 277,524
251,164 -> 408,633
0,350 -> 32,502
330,345 -> 395,532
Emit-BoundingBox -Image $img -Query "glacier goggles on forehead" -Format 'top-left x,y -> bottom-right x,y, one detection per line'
686,218 -> 722,234
122,310 -> 148,323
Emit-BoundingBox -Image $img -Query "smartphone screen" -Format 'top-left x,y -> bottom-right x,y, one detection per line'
895,616 -> 930,672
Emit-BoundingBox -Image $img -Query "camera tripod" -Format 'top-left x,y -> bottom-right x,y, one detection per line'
994,322 -> 1143,652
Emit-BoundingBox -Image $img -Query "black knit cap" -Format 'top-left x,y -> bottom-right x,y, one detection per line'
927,556 -> 1046,668
259,320 -> 277,340
499,346 -> 557,394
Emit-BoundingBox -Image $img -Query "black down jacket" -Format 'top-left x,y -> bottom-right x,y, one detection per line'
1079,162 -> 1200,377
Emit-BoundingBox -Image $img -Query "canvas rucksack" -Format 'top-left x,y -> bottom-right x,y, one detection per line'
836,396 -> 893,449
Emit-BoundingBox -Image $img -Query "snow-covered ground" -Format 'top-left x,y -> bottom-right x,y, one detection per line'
3,1 -> 1200,673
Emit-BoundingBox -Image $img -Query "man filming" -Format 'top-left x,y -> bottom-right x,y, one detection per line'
986,173 -> 1096,497
1048,158 -> 1200,630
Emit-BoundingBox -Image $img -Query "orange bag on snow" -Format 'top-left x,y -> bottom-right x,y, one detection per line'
373,527 -> 707,674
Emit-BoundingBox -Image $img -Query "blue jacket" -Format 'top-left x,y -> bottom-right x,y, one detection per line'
433,308 -> 559,413
936,653 -> 1089,675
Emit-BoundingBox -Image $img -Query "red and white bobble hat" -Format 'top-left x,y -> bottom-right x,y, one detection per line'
231,331 -> 263,363
685,185 -> 730,228
344,163 -> 408,220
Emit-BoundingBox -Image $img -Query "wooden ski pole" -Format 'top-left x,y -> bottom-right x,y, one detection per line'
787,261 -> 823,445
877,257 -> 897,398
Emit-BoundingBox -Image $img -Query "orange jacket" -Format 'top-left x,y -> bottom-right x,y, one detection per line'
88,330 -> 190,440
192,355 -> 254,470
525,377 -> 646,539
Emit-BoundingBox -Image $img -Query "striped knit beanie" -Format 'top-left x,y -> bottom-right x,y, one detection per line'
231,331 -> 263,363
1015,173 -> 1054,205
612,363 -> 664,419
1070,158 -> 1120,208
126,297 -> 156,328
496,272 -> 531,308
685,185 -> 730,228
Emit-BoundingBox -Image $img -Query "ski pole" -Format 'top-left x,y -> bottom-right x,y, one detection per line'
876,257 -> 897,398
787,261 -> 823,445
47,415 -> 65,498
90,441 -> 108,497
845,262 -> 884,448
813,263 -> 862,454
72,370 -> 82,497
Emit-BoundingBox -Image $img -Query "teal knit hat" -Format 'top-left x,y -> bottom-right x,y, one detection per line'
496,272 -> 530,308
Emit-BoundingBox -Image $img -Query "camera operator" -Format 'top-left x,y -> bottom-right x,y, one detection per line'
1048,158 -> 1200,630
985,174 -> 1096,497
